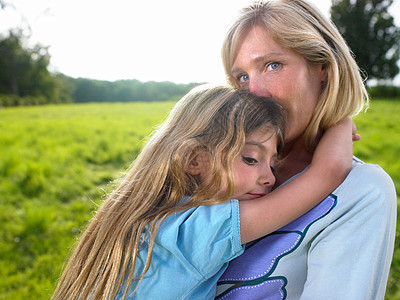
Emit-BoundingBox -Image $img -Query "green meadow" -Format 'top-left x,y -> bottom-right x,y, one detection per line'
0,100 -> 399,299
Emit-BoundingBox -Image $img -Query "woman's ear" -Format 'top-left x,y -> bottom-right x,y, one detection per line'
320,64 -> 327,82
186,152 -> 208,176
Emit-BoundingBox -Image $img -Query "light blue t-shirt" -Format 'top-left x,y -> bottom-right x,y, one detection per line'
115,199 -> 244,299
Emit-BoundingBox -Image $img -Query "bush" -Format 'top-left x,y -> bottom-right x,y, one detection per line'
367,85 -> 400,99
0,94 -> 47,107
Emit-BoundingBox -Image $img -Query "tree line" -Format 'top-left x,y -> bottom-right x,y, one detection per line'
0,31 -> 198,107
61,75 -> 198,104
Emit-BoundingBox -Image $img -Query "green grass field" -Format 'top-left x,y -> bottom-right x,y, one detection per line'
0,100 -> 399,299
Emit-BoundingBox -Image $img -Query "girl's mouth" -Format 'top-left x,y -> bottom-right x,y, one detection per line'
248,193 -> 267,199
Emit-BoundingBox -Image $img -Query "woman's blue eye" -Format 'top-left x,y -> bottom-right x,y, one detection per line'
238,74 -> 249,83
242,156 -> 258,165
268,62 -> 281,71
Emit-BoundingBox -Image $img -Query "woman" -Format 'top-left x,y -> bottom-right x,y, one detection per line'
216,1 -> 397,299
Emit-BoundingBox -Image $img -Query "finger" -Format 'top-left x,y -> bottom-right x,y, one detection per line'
351,120 -> 358,136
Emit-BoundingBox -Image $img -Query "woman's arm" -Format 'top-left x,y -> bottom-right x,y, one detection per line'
239,118 -> 354,244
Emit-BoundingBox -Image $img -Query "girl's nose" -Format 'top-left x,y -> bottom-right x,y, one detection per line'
258,167 -> 276,188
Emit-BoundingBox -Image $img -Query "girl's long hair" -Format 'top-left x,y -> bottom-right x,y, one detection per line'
222,0 -> 369,150
52,85 -> 285,300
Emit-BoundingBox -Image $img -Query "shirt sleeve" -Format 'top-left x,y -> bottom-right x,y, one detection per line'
299,163 -> 397,300
157,199 -> 244,279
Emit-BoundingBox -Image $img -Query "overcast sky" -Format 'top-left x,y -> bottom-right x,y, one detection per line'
1,0 -> 399,84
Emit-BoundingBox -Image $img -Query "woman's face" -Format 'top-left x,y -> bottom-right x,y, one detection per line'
230,25 -> 325,144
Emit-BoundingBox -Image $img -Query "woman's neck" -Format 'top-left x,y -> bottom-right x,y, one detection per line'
273,137 -> 314,188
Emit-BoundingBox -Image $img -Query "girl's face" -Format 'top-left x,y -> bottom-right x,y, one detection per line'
230,25 -> 326,144
231,129 -> 278,201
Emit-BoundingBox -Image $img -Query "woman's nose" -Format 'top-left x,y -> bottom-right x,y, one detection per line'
248,76 -> 270,97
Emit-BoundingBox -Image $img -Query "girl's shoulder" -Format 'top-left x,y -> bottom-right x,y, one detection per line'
158,199 -> 242,251
135,199 -> 244,296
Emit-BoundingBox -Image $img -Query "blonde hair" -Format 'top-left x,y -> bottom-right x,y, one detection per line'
222,0 -> 369,149
52,85 -> 285,300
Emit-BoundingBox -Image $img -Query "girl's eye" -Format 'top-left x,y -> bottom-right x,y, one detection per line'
242,156 -> 258,165
237,74 -> 249,83
267,62 -> 281,71
270,166 -> 276,173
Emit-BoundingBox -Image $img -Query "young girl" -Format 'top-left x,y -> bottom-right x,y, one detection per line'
52,85 -> 355,300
